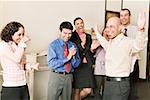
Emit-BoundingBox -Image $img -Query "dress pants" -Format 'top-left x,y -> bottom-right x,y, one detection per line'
94,75 -> 105,100
103,78 -> 130,100
47,71 -> 72,100
128,60 -> 139,100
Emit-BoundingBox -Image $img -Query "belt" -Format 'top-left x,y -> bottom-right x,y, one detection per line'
52,70 -> 71,75
106,77 -> 129,82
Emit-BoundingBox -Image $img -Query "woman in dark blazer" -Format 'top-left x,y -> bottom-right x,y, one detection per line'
70,17 -> 95,100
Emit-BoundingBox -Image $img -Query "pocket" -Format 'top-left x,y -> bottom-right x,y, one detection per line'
119,81 -> 130,96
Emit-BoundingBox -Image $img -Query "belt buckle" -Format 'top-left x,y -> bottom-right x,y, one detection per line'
116,78 -> 121,81
63,72 -> 66,75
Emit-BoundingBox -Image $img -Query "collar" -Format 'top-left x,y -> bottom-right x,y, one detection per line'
111,33 -> 125,43
126,24 -> 137,29
58,38 -> 68,46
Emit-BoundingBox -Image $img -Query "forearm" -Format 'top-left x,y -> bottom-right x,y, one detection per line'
48,58 -> 68,70
133,31 -> 148,52
95,32 -> 108,50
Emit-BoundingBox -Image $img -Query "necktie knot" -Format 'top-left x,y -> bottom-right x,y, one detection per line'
124,28 -> 128,36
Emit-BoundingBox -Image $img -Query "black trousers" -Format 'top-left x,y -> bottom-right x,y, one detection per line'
103,78 -> 130,100
128,60 -> 139,100
94,75 -> 105,100
1,84 -> 30,100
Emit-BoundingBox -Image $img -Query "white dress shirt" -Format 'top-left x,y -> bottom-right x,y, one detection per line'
126,25 -> 137,38
125,25 -> 148,73
126,25 -> 140,72
96,31 -> 147,77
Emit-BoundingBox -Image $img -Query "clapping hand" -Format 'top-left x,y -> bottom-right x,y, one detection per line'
69,46 -> 76,56
67,46 -> 77,60
91,40 -> 100,51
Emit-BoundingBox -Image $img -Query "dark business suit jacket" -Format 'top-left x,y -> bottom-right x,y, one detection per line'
69,31 -> 94,66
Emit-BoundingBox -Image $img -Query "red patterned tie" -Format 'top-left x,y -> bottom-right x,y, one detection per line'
64,43 -> 71,73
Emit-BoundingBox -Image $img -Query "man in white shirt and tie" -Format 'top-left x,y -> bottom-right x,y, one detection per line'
120,8 -> 146,100
94,11 -> 147,100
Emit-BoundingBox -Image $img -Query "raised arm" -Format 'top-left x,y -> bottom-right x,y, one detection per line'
132,10 -> 148,52
94,23 -> 109,50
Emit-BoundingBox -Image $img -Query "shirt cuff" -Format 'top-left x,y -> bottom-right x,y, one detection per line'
63,58 -> 69,64
18,42 -> 27,48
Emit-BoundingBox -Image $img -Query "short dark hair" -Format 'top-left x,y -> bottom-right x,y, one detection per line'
120,8 -> 131,16
73,17 -> 83,25
59,21 -> 73,32
0,21 -> 24,42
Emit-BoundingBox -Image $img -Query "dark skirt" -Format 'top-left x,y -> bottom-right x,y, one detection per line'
1,84 -> 30,100
73,63 -> 95,89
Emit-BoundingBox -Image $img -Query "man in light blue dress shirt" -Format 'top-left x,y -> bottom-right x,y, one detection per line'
47,21 -> 80,100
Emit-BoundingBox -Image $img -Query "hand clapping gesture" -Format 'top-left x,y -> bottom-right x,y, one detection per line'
69,46 -> 76,56
67,46 -> 77,60
91,40 -> 100,52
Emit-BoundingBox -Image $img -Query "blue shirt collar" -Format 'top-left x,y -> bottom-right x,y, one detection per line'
58,38 -> 69,46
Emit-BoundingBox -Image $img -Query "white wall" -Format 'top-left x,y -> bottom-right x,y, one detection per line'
0,1 -> 4,33
0,1 -> 105,54
107,0 -> 122,11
